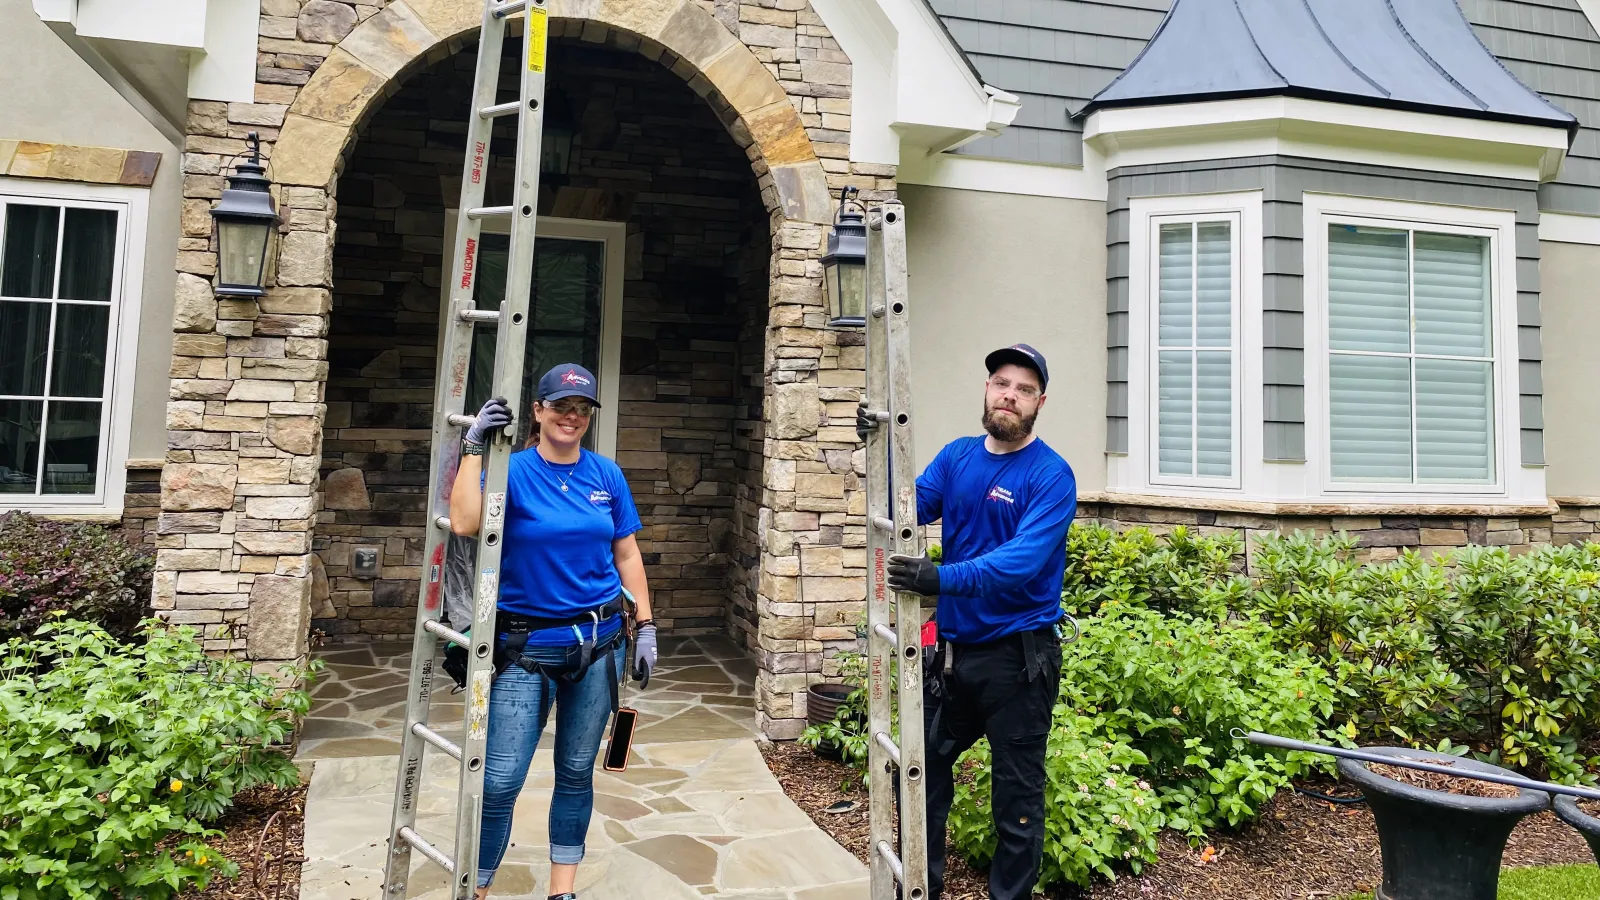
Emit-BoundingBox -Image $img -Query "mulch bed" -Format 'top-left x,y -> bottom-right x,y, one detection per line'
762,742 -> 1596,900
175,782 -> 308,900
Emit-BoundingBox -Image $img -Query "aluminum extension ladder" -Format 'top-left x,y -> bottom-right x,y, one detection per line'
860,201 -> 932,900
382,0 -> 550,896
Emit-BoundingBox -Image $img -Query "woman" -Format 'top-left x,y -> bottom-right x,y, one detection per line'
450,362 -> 657,900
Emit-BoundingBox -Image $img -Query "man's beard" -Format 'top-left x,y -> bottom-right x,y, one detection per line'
982,402 -> 1036,442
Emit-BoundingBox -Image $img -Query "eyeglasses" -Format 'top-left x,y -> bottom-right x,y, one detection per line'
989,376 -> 1041,400
542,400 -> 596,418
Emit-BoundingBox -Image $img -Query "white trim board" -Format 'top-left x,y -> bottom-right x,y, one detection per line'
1538,213 -> 1600,245
1084,96 -> 1571,183
896,152 -> 1108,202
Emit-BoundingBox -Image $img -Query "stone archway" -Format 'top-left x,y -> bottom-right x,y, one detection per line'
160,0 -> 886,738
266,0 -> 834,222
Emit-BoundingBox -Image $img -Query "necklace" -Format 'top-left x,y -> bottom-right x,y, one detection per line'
540,448 -> 580,492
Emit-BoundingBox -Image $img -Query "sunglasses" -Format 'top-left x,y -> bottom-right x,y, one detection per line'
542,400 -> 596,418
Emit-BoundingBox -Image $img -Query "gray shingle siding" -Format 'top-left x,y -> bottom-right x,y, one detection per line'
1464,0 -> 1600,214
1106,156 -> 1544,465
928,0 -> 1169,165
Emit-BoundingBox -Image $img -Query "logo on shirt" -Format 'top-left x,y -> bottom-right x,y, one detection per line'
562,370 -> 591,387
987,485 -> 1015,504
588,489 -> 612,506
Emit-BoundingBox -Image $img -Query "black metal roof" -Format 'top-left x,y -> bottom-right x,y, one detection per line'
1077,0 -> 1577,134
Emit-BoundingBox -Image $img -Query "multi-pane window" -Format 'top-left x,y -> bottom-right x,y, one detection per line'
0,198 -> 123,499
1153,218 -> 1237,482
1326,223 -> 1495,484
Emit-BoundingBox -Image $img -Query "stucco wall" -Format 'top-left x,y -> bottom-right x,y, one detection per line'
900,184 -> 1108,492
0,1 -> 179,465
1539,240 -> 1600,499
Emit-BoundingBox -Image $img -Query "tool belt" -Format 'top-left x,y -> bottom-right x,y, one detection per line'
443,595 -> 630,711
924,619 -> 1075,756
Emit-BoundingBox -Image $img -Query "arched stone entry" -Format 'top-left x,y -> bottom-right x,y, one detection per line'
267,0 -> 834,221
160,0 -> 894,738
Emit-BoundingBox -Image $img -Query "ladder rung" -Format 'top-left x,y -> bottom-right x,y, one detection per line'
871,516 -> 895,533
447,414 -> 477,428
397,826 -> 455,874
865,408 -> 890,422
491,0 -> 526,16
874,731 -> 901,767
425,619 -> 469,646
412,722 -> 463,761
458,308 -> 501,324
875,841 -> 905,883
467,206 -> 513,219
872,623 -> 897,646
434,515 -> 452,530
480,101 -> 520,119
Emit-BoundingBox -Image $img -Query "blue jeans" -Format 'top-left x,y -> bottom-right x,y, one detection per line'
477,642 -> 623,889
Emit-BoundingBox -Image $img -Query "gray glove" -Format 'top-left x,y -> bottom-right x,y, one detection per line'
465,396 -> 512,445
633,623 -> 657,687
856,401 -> 878,442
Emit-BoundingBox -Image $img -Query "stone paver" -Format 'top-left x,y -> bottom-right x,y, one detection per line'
297,636 -> 867,899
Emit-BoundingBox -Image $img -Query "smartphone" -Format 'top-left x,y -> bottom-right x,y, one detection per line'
603,707 -> 638,772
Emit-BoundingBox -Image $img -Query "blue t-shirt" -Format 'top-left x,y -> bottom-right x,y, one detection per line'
916,436 -> 1077,644
497,447 -> 642,646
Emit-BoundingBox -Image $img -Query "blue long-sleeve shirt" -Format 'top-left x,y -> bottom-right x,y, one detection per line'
917,436 -> 1077,643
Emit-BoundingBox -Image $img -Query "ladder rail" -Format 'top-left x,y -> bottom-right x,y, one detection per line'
863,199 -> 898,900
880,202 -> 929,900
383,2 -> 549,897
448,1 -> 549,896
863,200 -> 927,900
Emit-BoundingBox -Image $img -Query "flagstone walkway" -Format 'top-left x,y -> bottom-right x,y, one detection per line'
295,635 -> 868,899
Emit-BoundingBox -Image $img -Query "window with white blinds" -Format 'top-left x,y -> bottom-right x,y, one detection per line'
1325,223 -> 1495,485
1153,218 -> 1236,483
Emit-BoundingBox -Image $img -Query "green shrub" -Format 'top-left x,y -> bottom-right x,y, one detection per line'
0,512 -> 154,643
947,605 -> 1332,888
1061,524 -> 1247,617
0,618 -> 315,899
1245,533 -> 1600,780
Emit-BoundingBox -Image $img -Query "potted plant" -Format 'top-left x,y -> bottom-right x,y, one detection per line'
804,682 -> 863,761
1338,747 -> 1550,900
1553,795 -> 1600,866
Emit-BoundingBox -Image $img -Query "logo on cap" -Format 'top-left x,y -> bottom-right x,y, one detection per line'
1012,344 -> 1036,359
561,370 -> 591,387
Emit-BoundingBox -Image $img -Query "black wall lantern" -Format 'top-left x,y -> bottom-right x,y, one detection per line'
821,186 -> 867,326
211,132 -> 280,298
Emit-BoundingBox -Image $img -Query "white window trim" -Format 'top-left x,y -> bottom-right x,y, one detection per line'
441,211 -> 627,459
1114,191 -> 1262,498
1302,193 -> 1542,504
0,177 -> 148,516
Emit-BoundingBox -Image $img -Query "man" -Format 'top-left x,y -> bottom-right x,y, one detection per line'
859,343 -> 1077,900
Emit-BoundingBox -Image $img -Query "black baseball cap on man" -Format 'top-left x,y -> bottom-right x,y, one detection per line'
984,343 -> 1048,391
537,363 -> 601,406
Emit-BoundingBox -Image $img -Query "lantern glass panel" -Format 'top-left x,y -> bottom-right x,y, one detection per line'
218,218 -> 271,291
833,258 -> 865,322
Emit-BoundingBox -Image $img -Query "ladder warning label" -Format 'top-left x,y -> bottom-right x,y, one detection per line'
527,8 -> 548,72
477,568 -> 498,623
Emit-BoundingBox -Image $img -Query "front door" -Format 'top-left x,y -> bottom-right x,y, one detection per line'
446,215 -> 625,456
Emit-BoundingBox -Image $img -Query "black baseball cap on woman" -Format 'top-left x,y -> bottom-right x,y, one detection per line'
537,363 -> 601,406
984,343 -> 1049,391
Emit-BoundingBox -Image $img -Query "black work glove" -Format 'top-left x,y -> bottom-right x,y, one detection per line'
887,554 -> 940,597
856,401 -> 878,443
442,642 -> 468,690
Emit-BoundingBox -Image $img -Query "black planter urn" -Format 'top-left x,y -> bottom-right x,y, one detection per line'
1337,747 -> 1550,900
806,683 -> 859,761
1553,794 -> 1600,866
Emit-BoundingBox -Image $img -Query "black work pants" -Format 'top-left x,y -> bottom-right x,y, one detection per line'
923,628 -> 1061,900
